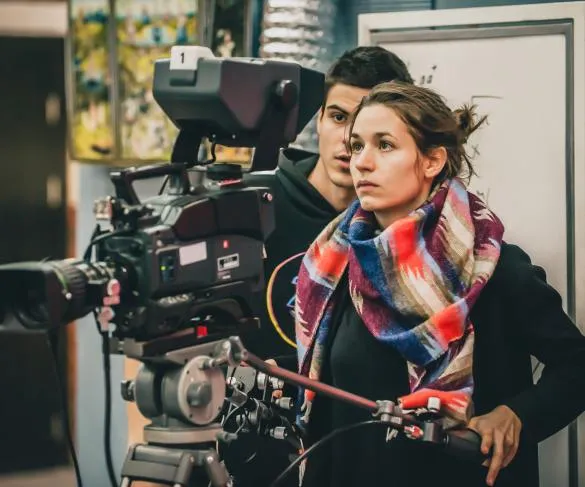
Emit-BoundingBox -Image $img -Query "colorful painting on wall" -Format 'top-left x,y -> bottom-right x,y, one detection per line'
116,0 -> 200,161
69,0 -> 114,160
68,0 -> 261,165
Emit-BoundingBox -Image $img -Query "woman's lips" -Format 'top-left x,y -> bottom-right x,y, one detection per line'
356,180 -> 378,189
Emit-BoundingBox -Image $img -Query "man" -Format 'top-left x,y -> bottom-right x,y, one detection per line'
242,46 -> 413,360
224,46 -> 413,487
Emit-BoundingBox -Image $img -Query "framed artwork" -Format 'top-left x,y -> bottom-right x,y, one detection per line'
208,0 -> 254,168
68,0 -> 203,163
68,0 -> 115,161
115,0 -> 201,161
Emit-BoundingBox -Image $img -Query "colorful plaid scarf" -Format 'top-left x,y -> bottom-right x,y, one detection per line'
295,178 -> 504,426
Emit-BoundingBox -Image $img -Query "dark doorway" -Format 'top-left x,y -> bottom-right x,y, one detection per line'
0,35 -> 70,473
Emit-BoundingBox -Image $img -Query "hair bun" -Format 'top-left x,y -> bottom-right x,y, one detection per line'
453,104 -> 486,143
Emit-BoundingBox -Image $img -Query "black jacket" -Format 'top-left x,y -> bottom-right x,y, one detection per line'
301,243 -> 585,487
241,148 -> 339,359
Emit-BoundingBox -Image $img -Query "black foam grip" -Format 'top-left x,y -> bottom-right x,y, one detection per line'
444,428 -> 487,464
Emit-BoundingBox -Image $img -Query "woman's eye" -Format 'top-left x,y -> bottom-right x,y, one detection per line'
351,143 -> 363,153
380,141 -> 392,151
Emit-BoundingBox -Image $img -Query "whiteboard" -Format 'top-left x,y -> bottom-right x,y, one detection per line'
359,3 -> 585,487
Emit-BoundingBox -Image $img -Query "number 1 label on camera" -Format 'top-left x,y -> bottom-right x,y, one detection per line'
170,46 -> 214,71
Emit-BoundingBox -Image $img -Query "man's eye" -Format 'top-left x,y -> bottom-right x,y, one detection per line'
332,113 -> 346,123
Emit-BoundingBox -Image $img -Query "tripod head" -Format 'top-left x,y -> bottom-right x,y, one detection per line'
118,334 -> 243,487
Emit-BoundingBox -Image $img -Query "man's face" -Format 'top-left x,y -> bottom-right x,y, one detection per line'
317,83 -> 371,189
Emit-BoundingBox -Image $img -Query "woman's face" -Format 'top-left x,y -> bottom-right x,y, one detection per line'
349,103 -> 446,228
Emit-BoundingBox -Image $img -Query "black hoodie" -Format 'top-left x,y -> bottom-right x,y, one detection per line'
242,148 -> 339,359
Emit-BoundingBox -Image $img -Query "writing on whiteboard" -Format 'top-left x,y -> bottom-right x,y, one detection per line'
419,65 -> 437,86
467,95 -> 504,211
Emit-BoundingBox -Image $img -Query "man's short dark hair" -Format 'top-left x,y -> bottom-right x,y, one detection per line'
323,46 -> 413,104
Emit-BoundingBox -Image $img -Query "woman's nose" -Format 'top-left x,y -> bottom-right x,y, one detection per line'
353,147 -> 375,171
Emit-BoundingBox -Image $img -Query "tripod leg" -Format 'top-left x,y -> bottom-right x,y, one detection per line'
119,443 -> 211,487
200,450 -> 232,487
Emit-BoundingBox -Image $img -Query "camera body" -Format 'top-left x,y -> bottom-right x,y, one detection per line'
92,172 -> 275,341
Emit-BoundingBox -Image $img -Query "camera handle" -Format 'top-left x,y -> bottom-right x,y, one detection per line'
110,163 -> 191,206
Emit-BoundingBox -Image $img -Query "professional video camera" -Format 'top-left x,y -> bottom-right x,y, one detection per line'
0,46 -> 485,487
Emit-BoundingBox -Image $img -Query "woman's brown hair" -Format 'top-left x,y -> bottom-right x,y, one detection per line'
346,81 -> 487,183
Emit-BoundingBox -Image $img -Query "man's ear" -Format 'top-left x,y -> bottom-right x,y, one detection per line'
316,108 -> 324,136
423,146 -> 448,179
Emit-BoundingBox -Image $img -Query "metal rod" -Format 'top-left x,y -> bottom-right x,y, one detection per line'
242,349 -> 379,413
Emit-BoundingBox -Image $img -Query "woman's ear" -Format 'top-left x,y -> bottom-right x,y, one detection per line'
423,146 -> 448,179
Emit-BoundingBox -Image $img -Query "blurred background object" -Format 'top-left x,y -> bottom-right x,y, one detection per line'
259,0 -> 338,152
0,7 -> 74,486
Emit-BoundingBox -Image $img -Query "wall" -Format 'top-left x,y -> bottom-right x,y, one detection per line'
338,0 -> 432,52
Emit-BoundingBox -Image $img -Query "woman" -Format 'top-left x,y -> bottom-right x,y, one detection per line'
294,82 -> 585,487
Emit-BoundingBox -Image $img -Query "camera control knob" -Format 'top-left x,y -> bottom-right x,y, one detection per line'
121,380 -> 135,402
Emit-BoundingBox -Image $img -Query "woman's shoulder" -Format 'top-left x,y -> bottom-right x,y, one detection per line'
489,242 -> 548,292
496,242 -> 532,269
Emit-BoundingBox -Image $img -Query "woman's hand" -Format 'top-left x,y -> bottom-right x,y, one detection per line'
467,405 -> 522,486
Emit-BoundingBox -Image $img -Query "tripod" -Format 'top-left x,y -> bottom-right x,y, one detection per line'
117,335 -> 242,487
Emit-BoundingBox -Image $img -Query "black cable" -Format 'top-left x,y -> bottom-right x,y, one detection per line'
158,176 -> 169,195
83,225 -> 102,261
269,419 -> 386,487
46,329 -> 83,487
222,403 -> 245,428
85,228 -> 132,261
100,329 -> 118,487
